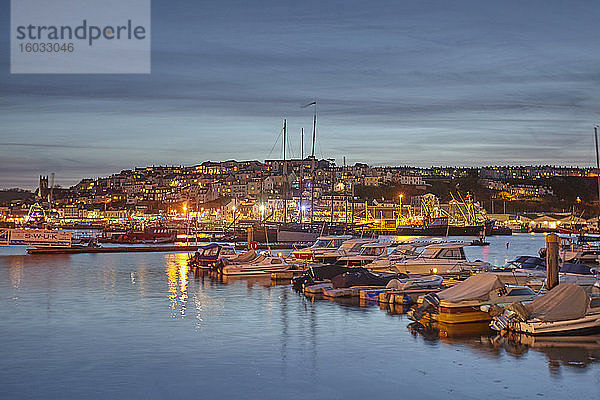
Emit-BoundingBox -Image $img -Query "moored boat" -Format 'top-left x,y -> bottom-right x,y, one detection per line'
221,255 -> 302,276
490,283 -> 600,335
291,235 -> 353,261
491,256 -> 599,290
337,242 -> 390,267
187,243 -> 238,269
313,238 -> 377,264
409,274 -> 537,324
388,243 -> 490,275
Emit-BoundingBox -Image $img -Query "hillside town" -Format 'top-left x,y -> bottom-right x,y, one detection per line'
0,161 -> 597,234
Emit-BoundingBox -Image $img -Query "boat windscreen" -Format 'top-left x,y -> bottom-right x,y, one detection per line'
349,242 -> 369,251
436,247 -> 464,259
311,239 -> 331,248
331,239 -> 345,248
337,241 -> 359,251
360,246 -> 386,256
419,247 -> 439,258
206,247 -> 219,256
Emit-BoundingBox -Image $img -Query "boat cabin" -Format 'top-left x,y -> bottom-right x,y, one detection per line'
292,235 -> 353,260
416,243 -> 468,261
313,238 -> 377,263
309,235 -> 353,250
357,243 -> 388,257
191,243 -> 237,268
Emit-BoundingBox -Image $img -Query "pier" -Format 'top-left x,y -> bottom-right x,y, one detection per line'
26,242 -> 310,255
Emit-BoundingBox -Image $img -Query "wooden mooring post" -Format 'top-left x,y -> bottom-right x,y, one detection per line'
545,233 -> 559,290
247,227 -> 254,250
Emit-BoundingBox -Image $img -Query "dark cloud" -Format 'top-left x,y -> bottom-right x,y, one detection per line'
2,0 -> 600,188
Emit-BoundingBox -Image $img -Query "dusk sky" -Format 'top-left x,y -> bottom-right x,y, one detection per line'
2,0 -> 600,189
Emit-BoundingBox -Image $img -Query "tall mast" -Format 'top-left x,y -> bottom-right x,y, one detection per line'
595,126 -> 600,212
311,107 -> 316,157
330,160 -> 335,224
311,102 -> 316,223
301,100 -> 317,224
283,119 -> 287,224
300,128 -> 304,223
594,126 -> 600,208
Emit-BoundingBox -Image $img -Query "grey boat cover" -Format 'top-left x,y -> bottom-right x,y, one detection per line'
223,250 -> 257,266
248,253 -> 267,264
331,269 -> 401,288
438,273 -> 504,301
230,250 -> 257,263
524,283 -> 590,322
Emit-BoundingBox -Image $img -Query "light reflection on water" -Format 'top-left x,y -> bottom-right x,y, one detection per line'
0,233 -> 599,399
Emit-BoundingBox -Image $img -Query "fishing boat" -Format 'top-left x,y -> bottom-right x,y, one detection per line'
388,243 -> 490,275
291,235 -> 353,260
313,238 -> 377,264
409,274 -> 537,324
490,283 -> 600,335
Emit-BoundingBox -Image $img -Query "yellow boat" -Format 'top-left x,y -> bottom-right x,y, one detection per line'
410,274 -> 537,324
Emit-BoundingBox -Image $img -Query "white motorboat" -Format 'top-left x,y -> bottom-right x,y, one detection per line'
553,235 -> 600,263
490,283 -> 600,335
188,243 -> 239,269
337,243 -> 390,267
388,243 -> 490,275
313,238 -> 377,264
291,235 -> 353,261
408,273 -> 537,324
362,242 -> 430,271
492,256 -> 599,289
221,255 -> 302,276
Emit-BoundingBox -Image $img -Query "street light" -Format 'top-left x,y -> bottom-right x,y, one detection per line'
398,194 -> 403,217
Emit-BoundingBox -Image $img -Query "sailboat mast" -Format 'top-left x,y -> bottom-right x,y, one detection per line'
595,126 -> 600,210
283,119 -> 287,224
311,102 -> 316,223
300,128 -> 304,223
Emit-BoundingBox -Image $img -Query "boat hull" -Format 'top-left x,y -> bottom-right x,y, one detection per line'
438,305 -> 493,324
508,313 -> 600,335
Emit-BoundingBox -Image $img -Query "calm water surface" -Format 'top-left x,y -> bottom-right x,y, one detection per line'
1,233 -> 599,399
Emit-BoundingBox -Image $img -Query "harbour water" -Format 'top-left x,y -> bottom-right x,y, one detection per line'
1,233 -> 599,399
